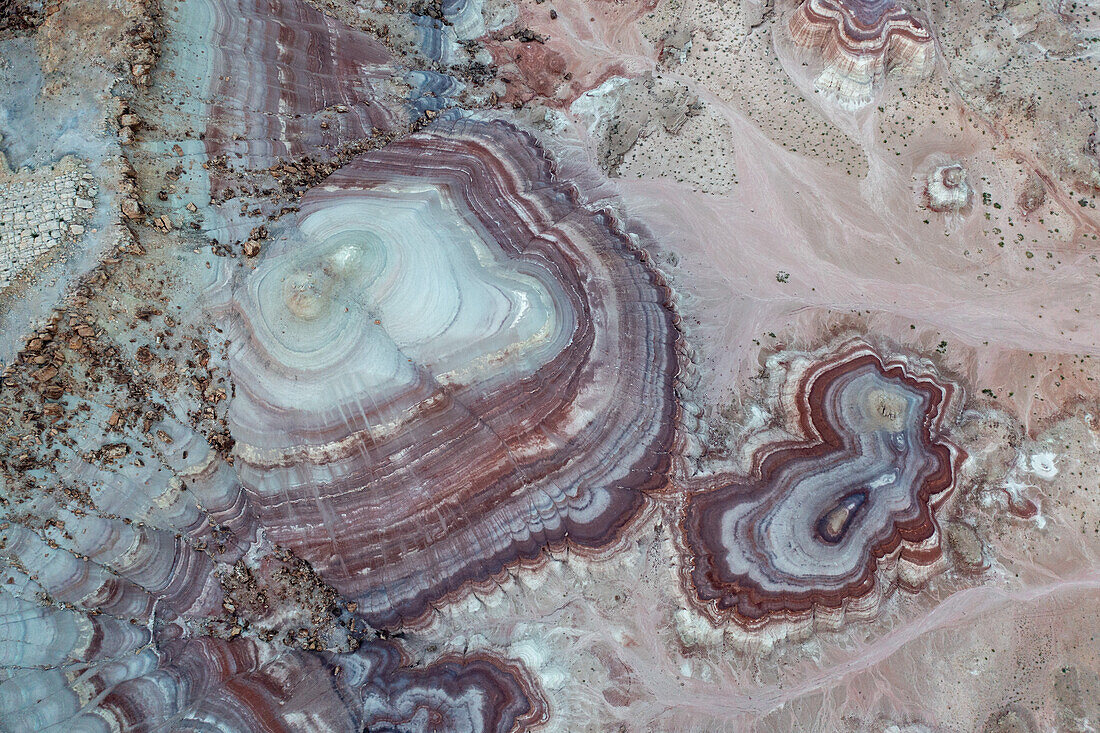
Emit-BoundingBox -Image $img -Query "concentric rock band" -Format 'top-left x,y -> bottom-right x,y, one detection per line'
215,119 -> 683,628
680,346 -> 963,629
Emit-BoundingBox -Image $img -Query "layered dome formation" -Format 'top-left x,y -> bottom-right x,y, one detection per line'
925,162 -> 974,212
680,346 -> 962,630
787,0 -> 935,108
215,119 -> 682,627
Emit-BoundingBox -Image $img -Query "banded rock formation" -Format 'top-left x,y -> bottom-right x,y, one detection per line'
215,118 -> 682,628
0,605 -> 544,731
0,0 -> 676,726
0,304 -> 545,731
788,0 -> 935,109
680,345 -> 963,632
